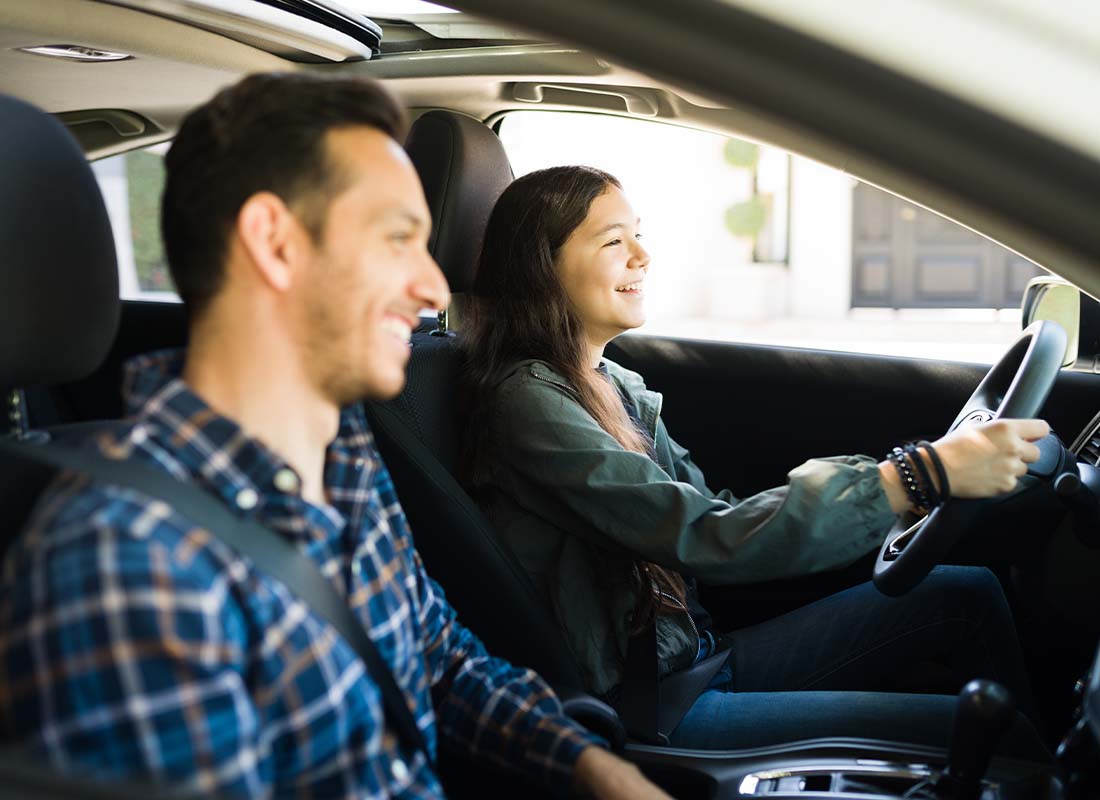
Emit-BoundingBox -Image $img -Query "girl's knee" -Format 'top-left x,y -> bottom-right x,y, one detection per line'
921,565 -> 1007,611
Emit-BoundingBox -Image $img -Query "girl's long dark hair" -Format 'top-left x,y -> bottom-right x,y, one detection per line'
463,165 -> 686,632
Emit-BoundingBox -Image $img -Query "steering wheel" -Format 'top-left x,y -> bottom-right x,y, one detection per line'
872,321 -> 1067,596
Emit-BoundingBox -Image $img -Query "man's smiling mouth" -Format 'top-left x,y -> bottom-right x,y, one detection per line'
381,315 -> 413,343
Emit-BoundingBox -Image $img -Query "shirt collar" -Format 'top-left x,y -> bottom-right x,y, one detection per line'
119,348 -> 376,522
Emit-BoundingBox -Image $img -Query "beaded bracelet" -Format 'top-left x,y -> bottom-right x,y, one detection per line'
918,440 -> 952,502
904,442 -> 941,508
889,446 -> 932,511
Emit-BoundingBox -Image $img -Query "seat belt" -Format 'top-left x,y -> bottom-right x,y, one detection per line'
0,438 -> 432,765
620,622 -> 663,744
620,623 -> 730,745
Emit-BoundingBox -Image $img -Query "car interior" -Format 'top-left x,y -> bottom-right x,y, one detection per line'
4,1 -> 1100,798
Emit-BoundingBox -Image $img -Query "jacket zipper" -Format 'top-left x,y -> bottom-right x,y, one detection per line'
531,371 -> 581,398
657,589 -> 699,640
650,393 -> 663,440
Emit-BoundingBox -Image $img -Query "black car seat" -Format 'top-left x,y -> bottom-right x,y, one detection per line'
364,111 -> 592,688
0,94 -> 123,546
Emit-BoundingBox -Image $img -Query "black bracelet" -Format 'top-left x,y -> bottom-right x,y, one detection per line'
918,440 -> 951,502
904,442 -> 941,508
889,446 -> 932,511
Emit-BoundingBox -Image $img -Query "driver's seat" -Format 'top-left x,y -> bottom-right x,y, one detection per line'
367,111 -> 585,689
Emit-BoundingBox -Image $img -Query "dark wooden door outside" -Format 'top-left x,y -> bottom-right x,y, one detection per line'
851,183 -> 1042,308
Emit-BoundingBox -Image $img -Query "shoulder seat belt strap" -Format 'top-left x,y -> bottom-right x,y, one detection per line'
0,438 -> 431,764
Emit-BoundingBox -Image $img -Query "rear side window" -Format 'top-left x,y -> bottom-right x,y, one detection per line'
92,143 -> 179,302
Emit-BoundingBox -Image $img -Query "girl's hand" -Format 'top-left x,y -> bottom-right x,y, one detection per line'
929,418 -> 1050,498
878,418 -> 1051,514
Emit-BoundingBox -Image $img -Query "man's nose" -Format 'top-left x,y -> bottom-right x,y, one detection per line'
415,254 -> 451,312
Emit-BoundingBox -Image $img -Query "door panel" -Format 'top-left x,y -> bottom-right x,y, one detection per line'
607,334 -> 1100,499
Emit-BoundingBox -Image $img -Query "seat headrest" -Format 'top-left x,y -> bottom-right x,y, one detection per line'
0,95 -> 120,390
406,110 -> 513,294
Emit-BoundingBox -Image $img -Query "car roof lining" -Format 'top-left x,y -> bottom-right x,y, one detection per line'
0,0 -> 866,164
2,0 -> 1089,295
0,1 -> 952,183
0,0 -> 290,132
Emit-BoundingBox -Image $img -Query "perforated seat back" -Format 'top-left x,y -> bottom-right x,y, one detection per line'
381,332 -> 464,477
366,333 -> 584,688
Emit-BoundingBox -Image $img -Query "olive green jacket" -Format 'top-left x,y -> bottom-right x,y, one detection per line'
468,357 -> 896,697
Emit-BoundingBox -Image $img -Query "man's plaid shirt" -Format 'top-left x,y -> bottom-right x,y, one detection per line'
0,350 -> 600,797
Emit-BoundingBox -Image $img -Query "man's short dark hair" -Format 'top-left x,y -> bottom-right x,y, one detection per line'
162,72 -> 406,318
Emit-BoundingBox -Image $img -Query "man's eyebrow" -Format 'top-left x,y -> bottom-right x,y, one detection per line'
376,209 -> 429,229
591,218 -> 641,238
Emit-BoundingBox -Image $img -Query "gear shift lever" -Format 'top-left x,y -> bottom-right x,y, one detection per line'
938,680 -> 1016,799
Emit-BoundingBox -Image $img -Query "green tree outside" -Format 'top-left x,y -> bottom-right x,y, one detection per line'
125,151 -> 174,292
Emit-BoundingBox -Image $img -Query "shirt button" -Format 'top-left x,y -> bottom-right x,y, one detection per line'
131,426 -> 148,445
273,468 -> 300,494
354,457 -> 366,470
235,488 -> 259,510
391,759 -> 409,783
351,560 -> 363,578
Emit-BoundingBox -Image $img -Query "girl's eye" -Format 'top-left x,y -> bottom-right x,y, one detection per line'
635,233 -> 644,240
389,231 -> 414,244
603,238 -> 622,248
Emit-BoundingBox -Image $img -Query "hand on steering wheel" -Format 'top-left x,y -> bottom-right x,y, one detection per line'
929,417 -> 1050,498
873,321 -> 1067,596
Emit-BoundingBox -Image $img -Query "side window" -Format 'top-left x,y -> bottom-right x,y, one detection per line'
496,111 -> 1044,363
91,143 -> 179,302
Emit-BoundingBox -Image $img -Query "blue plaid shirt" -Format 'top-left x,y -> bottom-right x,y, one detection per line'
0,350 -> 600,797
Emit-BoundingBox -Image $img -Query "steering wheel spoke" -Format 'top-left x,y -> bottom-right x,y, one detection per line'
882,514 -> 926,561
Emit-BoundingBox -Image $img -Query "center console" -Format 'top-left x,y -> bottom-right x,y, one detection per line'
632,735 -> 1053,799
624,661 -> 1100,798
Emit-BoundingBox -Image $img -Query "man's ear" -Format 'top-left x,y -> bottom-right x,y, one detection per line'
235,192 -> 303,293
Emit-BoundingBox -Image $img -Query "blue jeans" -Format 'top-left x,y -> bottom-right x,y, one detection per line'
669,566 -> 1047,759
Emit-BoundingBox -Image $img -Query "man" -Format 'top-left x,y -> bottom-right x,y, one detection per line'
0,73 -> 667,798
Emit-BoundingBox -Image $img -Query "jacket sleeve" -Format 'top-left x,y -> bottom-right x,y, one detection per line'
487,377 -> 895,584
